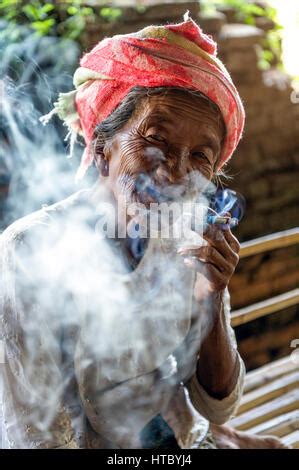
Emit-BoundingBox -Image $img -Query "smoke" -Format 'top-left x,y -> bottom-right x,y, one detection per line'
0,22 -> 226,449
1,181 -> 218,448
0,21 -> 90,229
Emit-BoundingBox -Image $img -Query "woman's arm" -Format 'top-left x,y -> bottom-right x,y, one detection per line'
185,288 -> 245,424
196,291 -> 239,399
178,225 -> 246,423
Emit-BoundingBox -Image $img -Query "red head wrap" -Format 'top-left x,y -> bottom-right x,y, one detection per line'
44,16 -> 245,179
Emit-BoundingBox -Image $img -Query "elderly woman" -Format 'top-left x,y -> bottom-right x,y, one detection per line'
0,17 -> 285,449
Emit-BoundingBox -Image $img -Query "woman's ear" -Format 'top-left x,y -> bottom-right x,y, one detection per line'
99,156 -> 109,177
95,145 -> 110,177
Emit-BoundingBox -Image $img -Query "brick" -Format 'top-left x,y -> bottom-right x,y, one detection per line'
218,24 -> 265,50
134,1 -> 200,22
221,48 -> 259,74
84,1 -> 200,23
197,11 -> 227,36
254,16 -> 276,32
216,5 -> 240,24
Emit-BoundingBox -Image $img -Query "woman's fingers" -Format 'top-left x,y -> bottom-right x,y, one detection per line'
184,259 -> 228,292
178,224 -> 240,297
203,225 -> 239,264
179,245 -> 232,275
178,223 -> 240,296
223,227 -> 240,254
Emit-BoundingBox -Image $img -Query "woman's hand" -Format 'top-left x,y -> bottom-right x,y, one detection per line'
177,223 -> 240,303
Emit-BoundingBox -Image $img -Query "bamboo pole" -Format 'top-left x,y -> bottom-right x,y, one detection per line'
231,288 -> 299,327
229,390 -> 299,430
238,371 -> 299,414
239,227 -> 299,259
244,355 -> 299,393
247,410 -> 299,437
281,430 -> 299,448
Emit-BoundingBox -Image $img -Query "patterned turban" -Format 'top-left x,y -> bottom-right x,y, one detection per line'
42,14 -> 245,180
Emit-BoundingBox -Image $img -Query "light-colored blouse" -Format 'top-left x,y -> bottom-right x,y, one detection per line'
0,189 -> 245,449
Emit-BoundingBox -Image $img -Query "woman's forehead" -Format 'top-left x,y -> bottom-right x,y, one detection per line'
137,91 -> 222,121
134,91 -> 226,138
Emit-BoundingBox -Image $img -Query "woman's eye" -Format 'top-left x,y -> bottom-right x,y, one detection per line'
146,134 -> 166,143
192,151 -> 210,162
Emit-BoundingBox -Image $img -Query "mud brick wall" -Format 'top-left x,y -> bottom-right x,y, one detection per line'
215,24 -> 299,243
79,0 -> 201,49
204,17 -> 299,368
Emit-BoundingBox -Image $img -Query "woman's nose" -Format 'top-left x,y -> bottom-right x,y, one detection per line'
154,165 -> 187,191
166,147 -> 190,181
155,166 -> 175,184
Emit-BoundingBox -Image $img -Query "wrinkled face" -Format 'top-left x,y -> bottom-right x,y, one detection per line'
101,89 -> 225,205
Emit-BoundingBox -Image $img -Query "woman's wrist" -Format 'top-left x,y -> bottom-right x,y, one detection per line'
196,293 -> 240,399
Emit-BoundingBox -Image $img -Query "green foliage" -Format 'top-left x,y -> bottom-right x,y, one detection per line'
201,0 -> 283,70
99,7 -> 122,23
0,1 -> 124,40
57,2 -> 96,40
202,0 -> 272,22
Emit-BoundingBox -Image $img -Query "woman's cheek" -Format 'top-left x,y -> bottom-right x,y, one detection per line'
118,143 -> 146,175
121,143 -> 164,178
193,164 -> 213,182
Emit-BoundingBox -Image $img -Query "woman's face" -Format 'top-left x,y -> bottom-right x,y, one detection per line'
101,90 -> 225,205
